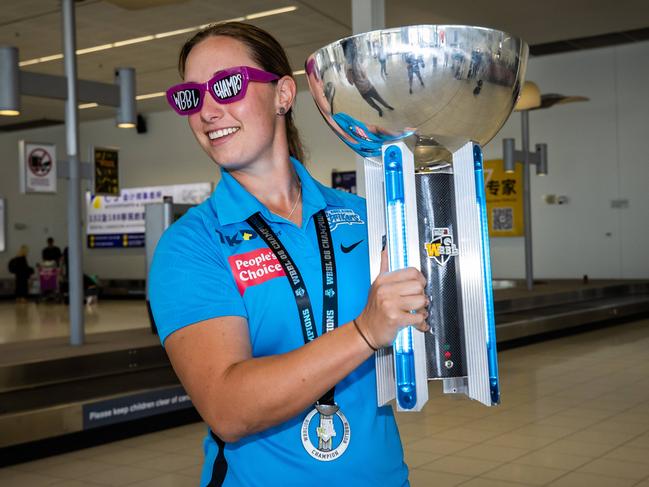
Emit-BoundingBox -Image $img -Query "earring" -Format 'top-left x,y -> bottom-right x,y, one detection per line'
277,107 -> 286,116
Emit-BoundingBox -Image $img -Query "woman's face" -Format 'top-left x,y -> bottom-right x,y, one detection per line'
183,36 -> 280,171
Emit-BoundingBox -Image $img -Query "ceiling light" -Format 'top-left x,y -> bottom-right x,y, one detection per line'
245,6 -> 297,20
79,102 -> 98,109
17,6 -> 298,67
0,46 -> 20,116
292,69 -> 305,76
136,92 -> 165,101
76,44 -> 113,55
113,35 -> 155,48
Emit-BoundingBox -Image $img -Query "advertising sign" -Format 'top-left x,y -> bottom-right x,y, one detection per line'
18,141 -> 57,193
484,159 -> 524,237
93,146 -> 120,196
86,182 -> 212,248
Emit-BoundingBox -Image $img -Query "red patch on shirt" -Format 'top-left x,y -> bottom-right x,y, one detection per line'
228,248 -> 286,295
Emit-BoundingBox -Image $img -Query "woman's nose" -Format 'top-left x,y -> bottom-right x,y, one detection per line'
199,93 -> 224,122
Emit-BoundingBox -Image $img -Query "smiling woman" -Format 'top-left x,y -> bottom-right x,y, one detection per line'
148,21 -> 430,487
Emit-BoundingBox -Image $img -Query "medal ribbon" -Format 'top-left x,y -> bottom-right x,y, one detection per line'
247,210 -> 338,406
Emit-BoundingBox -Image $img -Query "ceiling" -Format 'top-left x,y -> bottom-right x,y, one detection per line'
1,0 -> 648,129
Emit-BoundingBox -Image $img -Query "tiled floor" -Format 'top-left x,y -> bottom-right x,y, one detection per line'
0,301 -> 149,344
1,318 -> 648,486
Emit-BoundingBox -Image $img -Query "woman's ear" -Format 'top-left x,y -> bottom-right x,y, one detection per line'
275,75 -> 297,114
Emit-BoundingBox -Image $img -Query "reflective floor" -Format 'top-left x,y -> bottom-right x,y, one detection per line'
0,301 -> 149,344
1,318 -> 648,486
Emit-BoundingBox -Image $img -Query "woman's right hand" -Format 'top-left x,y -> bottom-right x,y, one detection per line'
355,250 -> 429,349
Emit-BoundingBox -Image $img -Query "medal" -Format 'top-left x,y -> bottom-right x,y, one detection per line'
301,403 -> 351,461
248,210 -> 350,461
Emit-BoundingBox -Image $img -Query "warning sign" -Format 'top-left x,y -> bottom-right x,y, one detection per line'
19,141 -> 57,193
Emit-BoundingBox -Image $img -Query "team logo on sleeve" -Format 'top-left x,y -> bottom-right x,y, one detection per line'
228,248 -> 285,294
326,209 -> 364,231
425,228 -> 459,266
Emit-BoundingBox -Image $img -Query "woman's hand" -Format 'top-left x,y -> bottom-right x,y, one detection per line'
355,250 -> 429,349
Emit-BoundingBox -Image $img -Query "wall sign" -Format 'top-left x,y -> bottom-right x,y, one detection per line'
93,146 -> 120,196
18,141 -> 57,193
332,170 -> 357,194
86,182 -> 212,248
484,159 -> 524,237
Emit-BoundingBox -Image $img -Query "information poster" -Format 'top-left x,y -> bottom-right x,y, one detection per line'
93,146 -> 120,196
484,159 -> 524,237
18,141 -> 57,193
332,170 -> 357,194
86,182 -> 212,248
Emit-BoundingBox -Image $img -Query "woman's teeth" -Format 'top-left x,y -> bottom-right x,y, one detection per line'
208,127 -> 239,140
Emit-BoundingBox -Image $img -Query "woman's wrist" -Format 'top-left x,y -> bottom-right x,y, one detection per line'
352,316 -> 379,352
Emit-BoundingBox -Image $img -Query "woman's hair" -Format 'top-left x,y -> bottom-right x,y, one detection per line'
17,245 -> 28,257
178,22 -> 305,163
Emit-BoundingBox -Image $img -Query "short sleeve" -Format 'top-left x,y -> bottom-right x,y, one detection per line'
148,209 -> 247,345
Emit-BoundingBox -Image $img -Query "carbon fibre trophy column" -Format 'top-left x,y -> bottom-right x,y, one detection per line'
306,25 -> 528,410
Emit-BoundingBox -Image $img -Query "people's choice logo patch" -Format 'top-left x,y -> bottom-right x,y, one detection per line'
228,248 -> 286,294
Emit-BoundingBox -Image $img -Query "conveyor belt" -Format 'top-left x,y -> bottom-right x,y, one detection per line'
1,281 -> 648,453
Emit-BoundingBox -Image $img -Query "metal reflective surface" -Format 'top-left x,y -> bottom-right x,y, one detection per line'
305,25 -> 528,163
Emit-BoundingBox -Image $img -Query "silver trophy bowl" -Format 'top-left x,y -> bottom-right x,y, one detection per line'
305,25 -> 528,165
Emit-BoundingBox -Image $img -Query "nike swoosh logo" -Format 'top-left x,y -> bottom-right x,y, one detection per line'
341,240 -> 364,253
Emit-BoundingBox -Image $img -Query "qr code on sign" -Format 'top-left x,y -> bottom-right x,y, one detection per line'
493,207 -> 513,231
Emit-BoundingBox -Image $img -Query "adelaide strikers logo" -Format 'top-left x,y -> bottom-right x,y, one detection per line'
425,228 -> 459,266
326,209 -> 364,231
301,405 -> 351,462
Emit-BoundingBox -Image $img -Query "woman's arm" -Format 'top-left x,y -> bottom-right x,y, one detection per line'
165,256 -> 428,443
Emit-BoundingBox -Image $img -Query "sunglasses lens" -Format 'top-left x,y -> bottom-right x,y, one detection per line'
170,87 -> 202,114
211,73 -> 244,102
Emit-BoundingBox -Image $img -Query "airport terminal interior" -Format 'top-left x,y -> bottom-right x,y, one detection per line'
1,1 -> 649,486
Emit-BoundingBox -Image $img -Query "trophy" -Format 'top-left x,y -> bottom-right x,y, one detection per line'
306,25 -> 528,410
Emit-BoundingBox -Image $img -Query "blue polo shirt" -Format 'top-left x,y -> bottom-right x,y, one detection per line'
149,158 -> 409,487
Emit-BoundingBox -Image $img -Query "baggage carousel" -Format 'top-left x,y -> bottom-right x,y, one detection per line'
1,279 -> 648,463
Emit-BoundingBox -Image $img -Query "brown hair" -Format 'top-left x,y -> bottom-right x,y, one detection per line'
178,22 -> 305,163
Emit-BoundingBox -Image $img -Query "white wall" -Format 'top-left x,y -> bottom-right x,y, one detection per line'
1,40 -> 647,280
482,41 -> 649,279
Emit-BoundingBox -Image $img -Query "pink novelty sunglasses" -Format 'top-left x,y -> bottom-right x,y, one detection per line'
166,65 -> 280,115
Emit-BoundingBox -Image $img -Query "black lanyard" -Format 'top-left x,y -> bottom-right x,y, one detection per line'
246,210 -> 338,406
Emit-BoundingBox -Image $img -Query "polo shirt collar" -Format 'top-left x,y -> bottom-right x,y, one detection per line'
211,158 -> 345,227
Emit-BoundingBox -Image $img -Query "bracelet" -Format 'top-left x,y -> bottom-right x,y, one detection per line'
353,318 -> 378,352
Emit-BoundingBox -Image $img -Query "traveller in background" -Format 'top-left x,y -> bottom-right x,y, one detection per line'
8,245 -> 34,303
41,237 -> 62,264
150,21 -> 428,487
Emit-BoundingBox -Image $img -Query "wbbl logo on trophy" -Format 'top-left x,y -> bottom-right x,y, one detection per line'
425,228 -> 459,266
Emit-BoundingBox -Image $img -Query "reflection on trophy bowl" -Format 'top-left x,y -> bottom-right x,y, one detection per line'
305,25 -> 529,163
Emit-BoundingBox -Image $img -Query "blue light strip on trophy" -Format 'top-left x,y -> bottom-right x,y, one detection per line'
384,145 -> 417,410
472,144 -> 500,405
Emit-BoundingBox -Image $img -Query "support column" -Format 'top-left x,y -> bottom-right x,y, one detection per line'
521,110 -> 534,291
351,0 -> 385,197
62,0 -> 85,345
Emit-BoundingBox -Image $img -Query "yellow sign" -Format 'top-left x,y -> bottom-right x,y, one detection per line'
483,159 -> 523,237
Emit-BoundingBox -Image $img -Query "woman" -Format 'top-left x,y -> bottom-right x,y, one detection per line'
150,22 -> 429,487
8,245 -> 34,303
